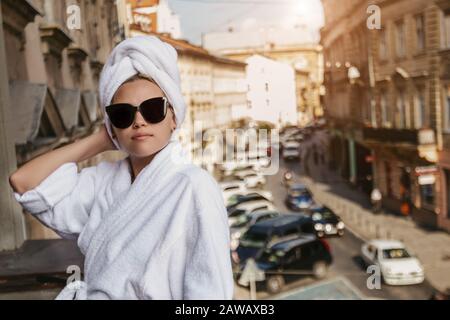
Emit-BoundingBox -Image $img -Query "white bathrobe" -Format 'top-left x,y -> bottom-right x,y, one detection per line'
13,140 -> 234,300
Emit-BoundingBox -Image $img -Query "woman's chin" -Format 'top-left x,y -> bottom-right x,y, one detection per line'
126,144 -> 165,158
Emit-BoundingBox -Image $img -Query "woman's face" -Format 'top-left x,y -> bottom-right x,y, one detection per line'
111,79 -> 176,158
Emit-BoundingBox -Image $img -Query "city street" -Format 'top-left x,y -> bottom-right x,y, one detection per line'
233,130 -> 435,300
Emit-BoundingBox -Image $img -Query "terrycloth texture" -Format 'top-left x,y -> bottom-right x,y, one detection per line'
99,35 -> 187,150
13,140 -> 234,300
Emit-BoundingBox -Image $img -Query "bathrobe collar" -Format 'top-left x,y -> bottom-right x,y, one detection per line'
78,140 -> 190,270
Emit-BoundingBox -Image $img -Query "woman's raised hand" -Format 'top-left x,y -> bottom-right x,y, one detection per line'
9,123 -> 118,195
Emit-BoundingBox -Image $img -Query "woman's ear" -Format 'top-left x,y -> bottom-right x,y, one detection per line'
170,107 -> 177,131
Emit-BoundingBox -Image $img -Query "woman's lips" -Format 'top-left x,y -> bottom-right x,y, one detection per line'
131,134 -> 153,141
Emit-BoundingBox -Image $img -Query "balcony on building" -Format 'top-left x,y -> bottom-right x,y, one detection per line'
363,127 -> 437,162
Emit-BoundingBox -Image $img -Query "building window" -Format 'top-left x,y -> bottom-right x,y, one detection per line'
415,14 -> 425,52
420,183 -> 435,208
379,28 -> 388,60
395,20 -> 406,58
414,87 -> 426,129
443,10 -> 450,49
380,91 -> 390,127
370,99 -> 377,127
395,89 -> 407,128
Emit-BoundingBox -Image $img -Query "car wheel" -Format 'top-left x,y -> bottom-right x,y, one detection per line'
266,275 -> 285,294
312,261 -> 328,279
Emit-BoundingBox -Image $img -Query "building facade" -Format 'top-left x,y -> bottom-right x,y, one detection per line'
1,0 -> 124,248
244,54 -> 298,128
321,0 -> 450,232
203,28 -> 324,126
118,0 -> 181,39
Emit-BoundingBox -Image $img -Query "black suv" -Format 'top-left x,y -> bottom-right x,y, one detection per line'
304,205 -> 345,238
238,234 -> 333,294
232,214 -> 315,266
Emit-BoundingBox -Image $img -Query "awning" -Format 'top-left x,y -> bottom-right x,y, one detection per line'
81,90 -> 99,122
55,88 -> 81,131
9,80 -> 47,145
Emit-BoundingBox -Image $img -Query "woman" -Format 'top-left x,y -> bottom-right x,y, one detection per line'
9,36 -> 234,300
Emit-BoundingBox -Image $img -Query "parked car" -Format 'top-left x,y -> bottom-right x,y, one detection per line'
228,200 -> 276,228
221,162 -> 256,177
232,214 -> 316,266
220,181 -> 248,202
361,240 -> 425,286
305,205 -> 345,237
237,234 -> 333,294
281,142 -> 301,161
227,191 -> 274,209
285,184 -> 314,211
234,170 -> 266,188
230,210 -> 281,250
247,149 -> 271,167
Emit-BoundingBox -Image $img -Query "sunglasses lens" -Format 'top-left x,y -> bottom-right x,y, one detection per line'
106,104 -> 135,129
140,98 -> 167,124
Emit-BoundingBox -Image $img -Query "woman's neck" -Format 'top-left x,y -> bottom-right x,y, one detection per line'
127,153 -> 156,183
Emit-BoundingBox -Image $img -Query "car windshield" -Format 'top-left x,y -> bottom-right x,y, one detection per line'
230,214 -> 251,228
240,229 -> 269,248
259,249 -> 285,264
229,209 -> 245,218
311,208 -> 334,221
382,248 -> 411,259
222,175 -> 244,182
224,185 -> 239,191
289,189 -> 310,197
228,194 -> 265,206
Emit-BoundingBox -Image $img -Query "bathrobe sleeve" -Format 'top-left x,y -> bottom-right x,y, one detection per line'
13,162 -> 97,239
170,169 -> 234,300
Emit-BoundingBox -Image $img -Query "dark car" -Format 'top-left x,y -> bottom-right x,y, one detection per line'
305,205 -> 345,238
285,184 -> 314,211
232,214 -> 315,266
237,234 -> 333,294
227,193 -> 272,211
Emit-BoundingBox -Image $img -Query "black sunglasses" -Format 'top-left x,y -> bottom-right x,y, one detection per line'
105,97 -> 169,129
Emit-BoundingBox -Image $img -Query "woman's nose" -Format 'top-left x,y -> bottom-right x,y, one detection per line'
133,111 -> 147,128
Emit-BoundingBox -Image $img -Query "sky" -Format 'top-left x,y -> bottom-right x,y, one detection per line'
167,0 -> 325,45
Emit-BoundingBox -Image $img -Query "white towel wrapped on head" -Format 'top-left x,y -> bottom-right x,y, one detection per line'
99,35 -> 186,150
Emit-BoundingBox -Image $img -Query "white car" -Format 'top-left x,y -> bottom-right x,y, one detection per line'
361,240 -> 425,286
224,188 -> 272,206
282,142 -> 301,161
234,170 -> 266,188
226,190 -> 274,206
220,181 -> 248,202
221,162 -> 258,177
228,200 -> 276,228
247,149 -> 271,168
